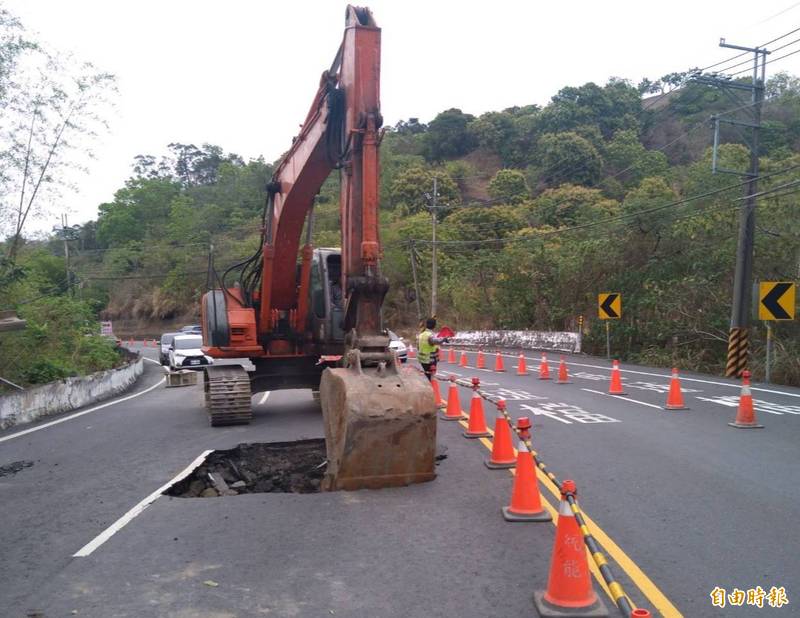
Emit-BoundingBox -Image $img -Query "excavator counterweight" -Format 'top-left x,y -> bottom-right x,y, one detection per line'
200,6 -> 436,491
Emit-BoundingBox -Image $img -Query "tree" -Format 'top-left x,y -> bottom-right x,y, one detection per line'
528,184 -> 618,228
605,129 -> 668,186
422,108 -> 477,161
0,7 -> 116,261
389,167 -> 461,216
535,132 -> 604,187
487,169 -> 529,203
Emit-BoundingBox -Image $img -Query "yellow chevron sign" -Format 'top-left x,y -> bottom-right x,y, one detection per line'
598,293 -> 621,320
759,282 -> 795,321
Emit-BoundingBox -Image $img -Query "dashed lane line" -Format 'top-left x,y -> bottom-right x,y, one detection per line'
73,449 -> 212,557
582,388 -> 664,410
0,376 -> 167,444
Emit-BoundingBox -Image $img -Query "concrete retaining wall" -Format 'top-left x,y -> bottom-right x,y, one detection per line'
0,356 -> 144,430
448,330 -> 581,354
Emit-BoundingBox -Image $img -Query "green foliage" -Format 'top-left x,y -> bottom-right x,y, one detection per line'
422,108 -> 478,162
528,184 -> 618,227
389,167 -> 461,216
487,169 -> 529,204
536,132 -> 604,187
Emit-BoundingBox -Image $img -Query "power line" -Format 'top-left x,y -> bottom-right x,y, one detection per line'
397,163 -> 800,248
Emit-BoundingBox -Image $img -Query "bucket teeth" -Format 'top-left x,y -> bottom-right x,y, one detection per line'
204,366 -> 253,426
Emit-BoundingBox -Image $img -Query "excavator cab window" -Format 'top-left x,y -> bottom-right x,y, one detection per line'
311,257 -> 326,319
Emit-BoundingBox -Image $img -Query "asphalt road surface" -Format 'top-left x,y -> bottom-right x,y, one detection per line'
1,345 -> 798,617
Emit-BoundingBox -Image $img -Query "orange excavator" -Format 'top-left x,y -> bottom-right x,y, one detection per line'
200,6 -> 436,491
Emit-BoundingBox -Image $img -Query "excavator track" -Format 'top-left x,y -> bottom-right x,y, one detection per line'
203,365 -> 253,426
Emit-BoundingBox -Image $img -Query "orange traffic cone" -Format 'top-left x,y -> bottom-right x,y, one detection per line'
664,368 -> 688,410
441,376 -> 463,421
557,356 -> 571,384
538,353 -> 551,380
448,348 -> 456,364
608,359 -> 627,395
729,370 -> 764,429
408,346 -> 416,359
431,376 -> 445,409
631,610 -> 652,617
476,350 -> 486,369
464,378 -> 490,438
459,351 -> 468,367
534,480 -> 609,617
516,353 -> 529,376
502,418 -> 551,522
494,352 -> 505,372
485,400 -> 516,469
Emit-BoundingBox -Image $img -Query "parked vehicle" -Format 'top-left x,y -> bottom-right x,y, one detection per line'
159,332 -> 181,365
388,330 -> 407,363
169,334 -> 213,370
180,324 -> 202,334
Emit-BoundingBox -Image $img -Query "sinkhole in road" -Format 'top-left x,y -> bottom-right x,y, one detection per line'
165,439 -> 326,498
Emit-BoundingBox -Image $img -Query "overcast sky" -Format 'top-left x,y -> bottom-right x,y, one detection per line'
5,0 -> 800,232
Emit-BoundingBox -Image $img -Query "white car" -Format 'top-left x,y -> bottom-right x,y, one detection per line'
169,334 -> 213,370
388,330 -> 407,363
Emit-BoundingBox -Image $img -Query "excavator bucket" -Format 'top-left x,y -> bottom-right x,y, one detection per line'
319,356 -> 437,491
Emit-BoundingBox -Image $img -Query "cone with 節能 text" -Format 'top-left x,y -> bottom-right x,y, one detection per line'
539,353 -> 551,380
608,359 -> 627,395
502,418 -> 551,522
664,368 -> 688,410
464,379 -> 490,438
517,353 -> 529,376
476,350 -> 486,369
494,352 -> 505,372
728,370 -> 763,428
431,376 -> 445,408
557,356 -> 571,384
534,480 -> 609,617
441,376 -> 463,421
485,400 -> 515,469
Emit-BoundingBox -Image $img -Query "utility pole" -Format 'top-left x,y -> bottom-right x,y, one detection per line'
408,240 -> 423,322
430,176 -> 438,317
61,213 -> 71,296
697,39 -> 769,377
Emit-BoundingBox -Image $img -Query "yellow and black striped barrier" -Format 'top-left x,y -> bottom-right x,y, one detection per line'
451,375 -> 638,617
725,327 -> 749,378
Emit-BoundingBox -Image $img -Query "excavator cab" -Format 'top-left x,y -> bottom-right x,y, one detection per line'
310,250 -> 346,344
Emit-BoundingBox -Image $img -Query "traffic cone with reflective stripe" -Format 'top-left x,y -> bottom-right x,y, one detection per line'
485,400 -> 516,469
729,371 -> 763,429
502,418 -> 551,522
534,480 -> 609,617
448,348 -> 456,364
494,352 -> 505,372
464,378 -> 490,438
539,353 -> 551,380
476,350 -> 486,369
441,376 -> 463,421
664,368 -> 688,410
557,356 -> 571,384
459,351 -> 468,367
431,376 -> 445,409
608,360 -> 627,395
408,346 -> 416,359
517,353 -> 529,376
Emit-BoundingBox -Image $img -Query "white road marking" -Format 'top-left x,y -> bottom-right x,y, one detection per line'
582,388 -> 664,410
142,357 -> 161,365
73,449 -> 213,557
0,376 -> 167,444
488,351 -> 800,399
258,391 -> 270,405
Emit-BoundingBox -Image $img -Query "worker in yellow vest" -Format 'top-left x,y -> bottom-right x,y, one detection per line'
417,317 -> 449,381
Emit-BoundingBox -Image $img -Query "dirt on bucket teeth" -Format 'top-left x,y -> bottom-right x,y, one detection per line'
165,439 -> 327,498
